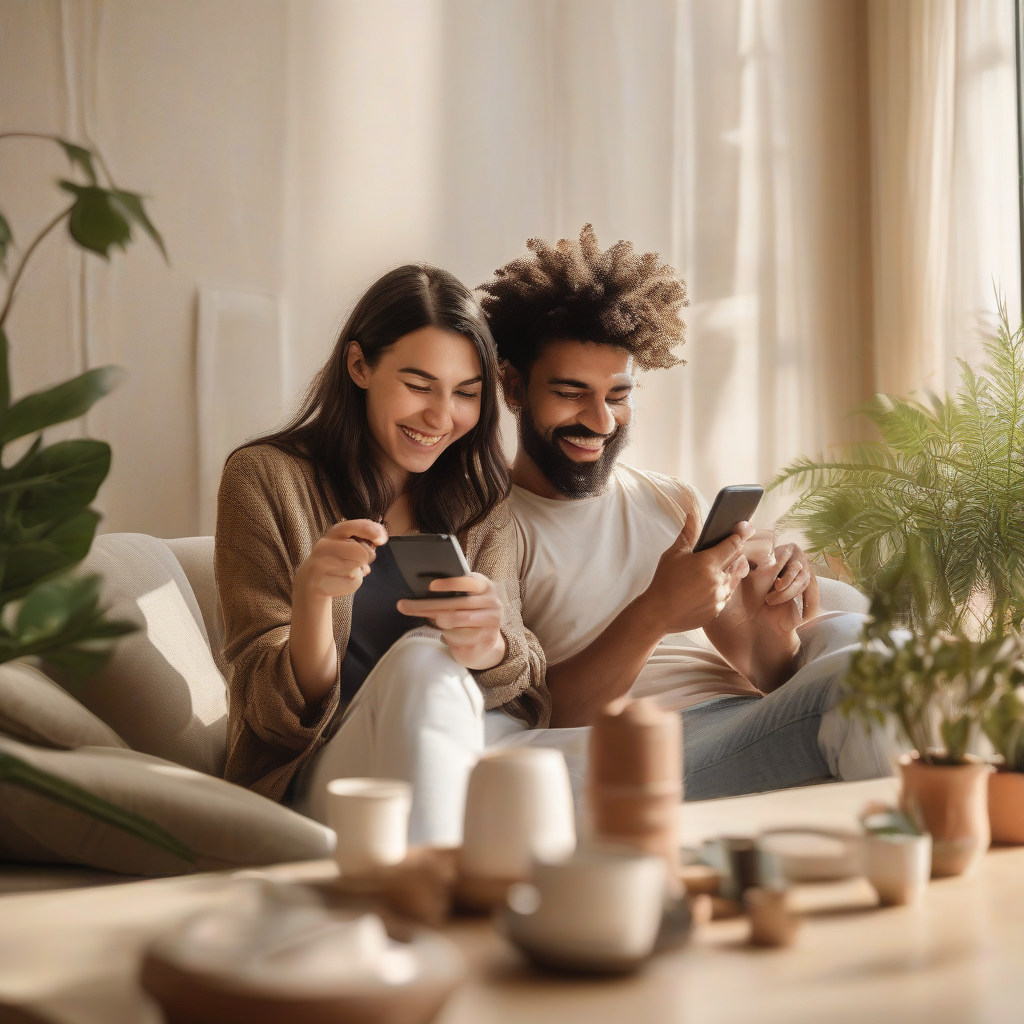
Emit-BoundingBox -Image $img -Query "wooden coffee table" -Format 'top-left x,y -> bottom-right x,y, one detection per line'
2,777 -> 1022,1024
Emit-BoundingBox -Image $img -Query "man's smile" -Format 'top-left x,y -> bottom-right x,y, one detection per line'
558,435 -> 606,460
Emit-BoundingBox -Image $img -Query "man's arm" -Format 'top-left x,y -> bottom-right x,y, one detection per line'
545,514 -> 751,727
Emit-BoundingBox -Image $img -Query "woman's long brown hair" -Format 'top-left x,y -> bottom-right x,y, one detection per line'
250,265 -> 509,533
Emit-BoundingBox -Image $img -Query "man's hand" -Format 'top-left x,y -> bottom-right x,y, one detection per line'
639,512 -> 754,635
706,534 -> 820,692
724,535 -> 820,636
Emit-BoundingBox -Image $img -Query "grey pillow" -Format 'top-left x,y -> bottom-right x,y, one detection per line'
57,533 -> 229,777
0,734 -> 335,875
0,661 -> 127,750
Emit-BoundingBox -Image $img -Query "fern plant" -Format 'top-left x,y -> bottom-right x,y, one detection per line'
770,305 -> 1024,637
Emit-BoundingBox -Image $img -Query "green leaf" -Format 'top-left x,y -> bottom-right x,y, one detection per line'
59,182 -> 131,258
109,190 -> 167,262
56,140 -> 98,185
1,509 -> 99,599
16,573 -> 100,644
0,365 -> 125,444
10,439 -> 111,529
0,328 -> 9,412
0,211 -> 11,271
0,752 -> 194,862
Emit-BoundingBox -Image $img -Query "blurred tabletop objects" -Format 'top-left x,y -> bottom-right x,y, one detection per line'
2,777 -> 1024,1024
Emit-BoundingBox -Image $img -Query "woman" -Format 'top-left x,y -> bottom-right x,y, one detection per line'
215,265 -> 549,843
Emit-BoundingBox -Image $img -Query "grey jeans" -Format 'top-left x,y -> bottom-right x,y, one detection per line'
682,686 -> 838,801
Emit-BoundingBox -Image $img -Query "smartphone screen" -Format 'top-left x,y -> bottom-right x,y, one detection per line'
693,485 -> 764,552
388,534 -> 472,599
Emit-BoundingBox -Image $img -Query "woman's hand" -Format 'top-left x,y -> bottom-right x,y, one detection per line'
397,573 -> 507,671
290,519 -> 388,706
293,519 -> 389,602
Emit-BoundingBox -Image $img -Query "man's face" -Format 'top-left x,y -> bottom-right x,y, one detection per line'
508,339 -> 635,498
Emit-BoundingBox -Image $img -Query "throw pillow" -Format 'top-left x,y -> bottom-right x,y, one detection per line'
54,533 -> 229,777
0,661 -> 127,750
0,734 -> 335,875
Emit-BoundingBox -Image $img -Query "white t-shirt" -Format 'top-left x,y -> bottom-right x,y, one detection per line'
511,465 -> 760,712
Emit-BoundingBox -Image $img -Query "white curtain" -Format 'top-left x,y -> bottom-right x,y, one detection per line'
283,0 -> 1020,513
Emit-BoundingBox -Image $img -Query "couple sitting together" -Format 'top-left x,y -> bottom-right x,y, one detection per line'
214,226 -> 894,845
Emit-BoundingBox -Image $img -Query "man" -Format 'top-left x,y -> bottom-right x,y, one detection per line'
478,226 -> 894,798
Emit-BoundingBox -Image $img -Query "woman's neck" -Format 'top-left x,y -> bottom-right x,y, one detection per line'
384,490 -> 416,535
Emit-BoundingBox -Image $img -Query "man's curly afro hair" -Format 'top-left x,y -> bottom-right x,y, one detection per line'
477,224 -> 688,375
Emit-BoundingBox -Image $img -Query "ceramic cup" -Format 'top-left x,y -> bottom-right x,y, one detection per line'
459,748 -> 576,882
864,832 -> 932,906
326,778 -> 412,877
506,846 -> 667,962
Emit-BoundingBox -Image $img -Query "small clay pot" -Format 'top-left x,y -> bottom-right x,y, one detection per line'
899,753 -> 992,877
988,768 -> 1024,845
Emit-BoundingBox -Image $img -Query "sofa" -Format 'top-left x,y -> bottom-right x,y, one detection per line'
0,532 -> 868,880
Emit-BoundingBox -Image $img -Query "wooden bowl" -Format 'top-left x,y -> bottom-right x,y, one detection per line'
141,910 -> 465,1024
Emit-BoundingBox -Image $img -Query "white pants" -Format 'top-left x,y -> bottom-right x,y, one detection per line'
295,635 -> 589,846
296,636 -> 485,846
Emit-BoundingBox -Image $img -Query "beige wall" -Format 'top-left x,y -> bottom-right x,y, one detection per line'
0,0 -> 288,537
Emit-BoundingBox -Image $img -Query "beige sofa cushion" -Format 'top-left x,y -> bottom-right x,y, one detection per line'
0,734 -> 335,875
59,534 -> 228,776
0,662 -> 127,750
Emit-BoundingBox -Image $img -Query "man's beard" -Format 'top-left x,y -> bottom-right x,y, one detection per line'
519,409 -> 630,499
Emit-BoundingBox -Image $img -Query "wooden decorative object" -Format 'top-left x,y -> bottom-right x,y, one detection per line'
745,888 -> 800,947
589,699 -> 683,888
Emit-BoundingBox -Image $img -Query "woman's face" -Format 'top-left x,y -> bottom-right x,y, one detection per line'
347,326 -> 484,481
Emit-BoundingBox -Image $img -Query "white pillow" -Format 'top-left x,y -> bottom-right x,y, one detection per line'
57,533 -> 229,776
0,661 -> 127,750
0,734 -> 335,875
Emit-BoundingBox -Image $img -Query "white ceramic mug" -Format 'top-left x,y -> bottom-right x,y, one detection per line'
864,832 -> 932,906
508,846 -> 667,961
459,748 -> 576,880
326,778 -> 412,876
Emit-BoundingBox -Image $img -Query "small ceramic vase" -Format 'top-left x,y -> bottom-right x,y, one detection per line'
864,832 -> 932,906
899,753 -> 992,877
988,769 -> 1024,845
458,748 -> 576,910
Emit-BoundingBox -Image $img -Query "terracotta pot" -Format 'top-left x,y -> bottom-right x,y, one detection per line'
988,768 -> 1024,845
899,753 -> 992,877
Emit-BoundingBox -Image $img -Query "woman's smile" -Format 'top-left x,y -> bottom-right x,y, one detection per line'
401,425 -> 447,447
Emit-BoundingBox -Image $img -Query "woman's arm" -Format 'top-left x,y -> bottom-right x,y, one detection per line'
290,519 -> 388,704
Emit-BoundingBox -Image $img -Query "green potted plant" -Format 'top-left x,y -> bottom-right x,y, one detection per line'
841,543 -> 1021,876
0,131 -> 192,863
770,306 -> 1024,638
982,686 -> 1024,844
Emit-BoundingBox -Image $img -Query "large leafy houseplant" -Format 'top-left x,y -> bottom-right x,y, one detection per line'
770,307 -> 1024,638
0,132 -> 193,863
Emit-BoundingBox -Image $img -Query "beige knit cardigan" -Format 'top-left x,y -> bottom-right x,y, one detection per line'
215,443 -> 550,802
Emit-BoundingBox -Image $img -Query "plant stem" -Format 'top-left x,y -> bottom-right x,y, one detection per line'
0,205 -> 74,329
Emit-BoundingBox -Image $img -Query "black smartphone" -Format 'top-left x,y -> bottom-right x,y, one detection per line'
693,485 -> 764,552
388,534 -> 472,599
